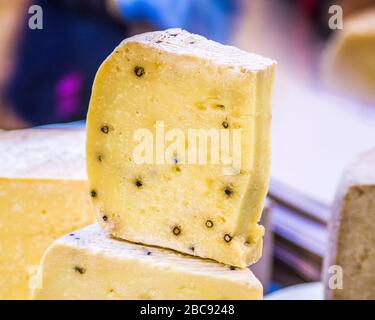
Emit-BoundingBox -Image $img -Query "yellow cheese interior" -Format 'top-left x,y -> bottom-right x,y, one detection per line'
0,129 -> 94,299
87,29 -> 275,267
31,224 -> 262,300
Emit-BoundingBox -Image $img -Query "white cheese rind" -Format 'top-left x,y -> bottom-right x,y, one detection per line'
119,28 -> 276,72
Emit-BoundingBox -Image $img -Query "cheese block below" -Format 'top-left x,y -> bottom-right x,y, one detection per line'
0,128 -> 94,300
31,224 -> 262,300
324,148 -> 375,299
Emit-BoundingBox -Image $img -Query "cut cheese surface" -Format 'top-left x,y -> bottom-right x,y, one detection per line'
31,224 -> 262,300
324,149 -> 375,300
321,9 -> 375,104
0,128 -> 86,180
86,28 -> 276,267
0,128 -> 94,300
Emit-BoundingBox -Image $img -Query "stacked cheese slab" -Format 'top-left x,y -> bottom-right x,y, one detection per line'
31,29 -> 276,300
0,128 -> 94,300
31,224 -> 262,300
324,149 -> 375,299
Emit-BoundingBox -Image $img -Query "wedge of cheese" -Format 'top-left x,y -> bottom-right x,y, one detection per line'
86,28 -> 276,267
31,224 -> 262,300
321,9 -> 375,104
0,128 -> 94,300
324,148 -> 375,299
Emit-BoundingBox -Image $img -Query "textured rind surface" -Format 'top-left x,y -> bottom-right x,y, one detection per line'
119,28 -> 276,72
31,224 -> 262,300
54,224 -> 257,279
0,128 -> 86,180
324,148 -> 375,299
87,28 -> 276,267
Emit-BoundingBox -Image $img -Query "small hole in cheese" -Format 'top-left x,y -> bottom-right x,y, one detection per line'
213,104 -> 225,110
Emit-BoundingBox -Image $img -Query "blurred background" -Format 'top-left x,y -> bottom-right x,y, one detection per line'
0,0 -> 374,297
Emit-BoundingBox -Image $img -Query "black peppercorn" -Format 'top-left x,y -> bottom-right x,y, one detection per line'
101,125 -> 109,134
224,186 -> 233,197
172,226 -> 181,236
134,66 -> 145,77
222,121 -> 229,129
90,190 -> 97,198
102,215 -> 108,222
74,266 -> 86,274
135,179 -> 143,188
224,234 -> 232,243
205,220 -> 214,228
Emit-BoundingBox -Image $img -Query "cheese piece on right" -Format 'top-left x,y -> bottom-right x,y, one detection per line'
324,148 -> 375,299
31,224 -> 262,300
86,28 -> 276,267
321,9 -> 375,104
0,128 -> 94,300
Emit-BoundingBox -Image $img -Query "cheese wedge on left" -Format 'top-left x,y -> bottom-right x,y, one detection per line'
0,128 -> 94,300
31,224 -> 262,300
